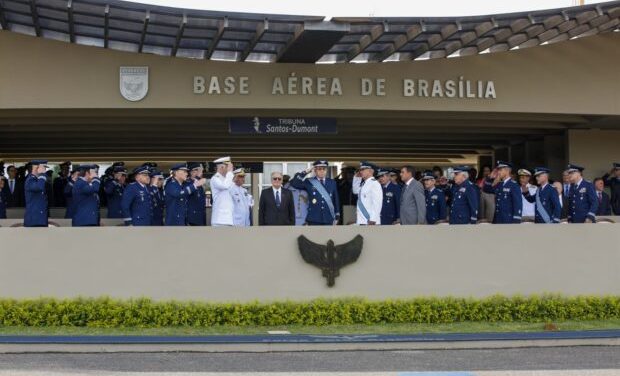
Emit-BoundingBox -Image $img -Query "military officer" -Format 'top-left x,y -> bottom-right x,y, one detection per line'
52,161 -> 71,207
149,169 -> 165,226
210,157 -> 235,227
72,165 -> 101,227
566,164 -> 598,223
121,165 -> 153,226
421,171 -> 447,224
448,166 -> 479,225
483,161 -> 522,224
186,162 -> 207,226
352,161 -> 383,225
376,168 -> 401,225
284,175 -> 308,226
164,163 -> 205,226
289,160 -> 340,226
63,165 -> 80,219
231,168 -> 253,227
104,165 -> 127,218
23,160 -> 49,227
522,167 -> 562,224
603,162 -> 620,215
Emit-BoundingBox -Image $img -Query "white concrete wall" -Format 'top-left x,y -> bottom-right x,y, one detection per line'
0,225 -> 618,302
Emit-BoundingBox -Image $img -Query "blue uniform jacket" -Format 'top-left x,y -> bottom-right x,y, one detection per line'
72,177 -> 101,226
568,179 -> 598,223
63,179 -> 75,219
425,187 -> 447,224
186,178 -> 206,226
380,182 -> 401,225
0,182 -> 7,219
150,185 -> 165,226
122,182 -> 153,226
24,174 -> 48,227
483,178 -> 522,224
523,183 -> 562,223
289,172 -> 340,224
104,179 -> 124,218
449,180 -> 479,225
164,179 -> 196,226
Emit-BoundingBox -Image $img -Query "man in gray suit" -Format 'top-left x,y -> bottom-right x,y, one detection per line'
398,165 -> 427,225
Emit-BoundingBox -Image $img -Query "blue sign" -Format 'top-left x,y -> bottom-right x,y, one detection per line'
229,117 -> 337,135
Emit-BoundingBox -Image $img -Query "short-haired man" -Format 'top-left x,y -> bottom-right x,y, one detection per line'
483,161 -> 522,224
210,157 -> 235,227
259,171 -> 295,226
72,165 -> 101,227
449,166 -> 479,225
231,168 -> 253,227
186,162 -> 207,226
5,165 -> 24,207
522,167 -> 562,223
594,177 -> 612,216
376,168 -> 401,225
352,161 -> 383,225
421,171 -> 446,224
566,164 -> 598,223
398,165 -> 426,225
122,165 -> 153,226
289,160 -> 340,226
24,160 -> 49,227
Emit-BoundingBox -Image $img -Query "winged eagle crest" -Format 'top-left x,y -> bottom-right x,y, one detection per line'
297,235 -> 363,287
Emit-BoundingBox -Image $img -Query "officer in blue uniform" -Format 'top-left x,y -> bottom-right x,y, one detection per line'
0,176 -> 7,219
63,165 -> 80,219
376,168 -> 401,225
566,164 -> 598,223
164,163 -> 199,226
23,160 -> 49,227
186,162 -> 207,226
289,160 -> 340,225
421,171 -> 447,224
483,161 -> 522,224
149,169 -> 165,226
104,165 -> 127,218
522,167 -> 562,224
603,162 -> 620,215
72,165 -> 101,226
121,165 -> 153,226
448,166 -> 479,225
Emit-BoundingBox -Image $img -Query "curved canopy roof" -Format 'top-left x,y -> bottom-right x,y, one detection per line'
0,0 -> 618,63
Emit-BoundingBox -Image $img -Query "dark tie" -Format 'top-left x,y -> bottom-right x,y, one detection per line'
275,190 -> 281,208
321,179 -> 325,186
9,180 -> 14,193
598,192 -> 602,203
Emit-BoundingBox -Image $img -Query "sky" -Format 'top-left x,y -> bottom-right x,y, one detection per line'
126,0 -> 598,18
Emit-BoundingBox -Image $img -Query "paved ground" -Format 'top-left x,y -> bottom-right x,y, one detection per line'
0,346 -> 619,373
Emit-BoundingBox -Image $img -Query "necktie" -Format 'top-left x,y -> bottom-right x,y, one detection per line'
321,179 -> 325,186
598,192 -> 602,203
564,184 -> 569,196
275,190 -> 281,208
9,180 -> 14,194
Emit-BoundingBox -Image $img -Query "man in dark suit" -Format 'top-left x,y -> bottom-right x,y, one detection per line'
259,171 -> 294,226
594,178 -> 612,216
4,165 -> 25,207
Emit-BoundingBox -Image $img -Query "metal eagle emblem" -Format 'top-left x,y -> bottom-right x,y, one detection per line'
119,66 -> 149,101
297,235 -> 363,287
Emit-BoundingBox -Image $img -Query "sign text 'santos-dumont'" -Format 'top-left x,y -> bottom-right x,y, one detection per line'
192,74 -> 497,99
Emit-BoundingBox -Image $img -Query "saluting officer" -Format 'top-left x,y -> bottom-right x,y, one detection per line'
289,160 -> 340,226
421,171 -> 447,224
104,165 -> 127,218
210,156 -> 235,227
449,166 -> 479,225
63,165 -> 80,219
483,161 -> 522,224
23,160 -> 49,227
231,168 -> 253,227
352,161 -> 383,225
566,164 -> 598,223
376,168 -> 401,225
72,165 -> 101,227
186,162 -> 207,226
522,167 -> 562,224
149,169 -> 165,226
121,165 -> 153,226
165,163 -> 205,226
603,162 -> 620,215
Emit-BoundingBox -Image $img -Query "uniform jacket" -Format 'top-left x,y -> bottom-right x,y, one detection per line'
568,179 -> 598,223
104,179 -> 124,218
64,178 -> 76,219
483,178 -> 522,224
352,176 -> 383,225
150,185 -> 165,226
289,172 -> 340,224
523,183 -> 562,223
122,182 -> 153,226
24,174 -> 48,227
186,177 -> 207,226
380,181 -> 401,225
72,177 -> 101,226
164,179 -> 195,226
425,187 -> 447,224
210,172 -> 235,226
449,180 -> 479,225
231,184 -> 253,227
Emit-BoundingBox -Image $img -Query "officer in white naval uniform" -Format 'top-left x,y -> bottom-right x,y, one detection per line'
210,156 -> 235,227
352,161 -> 383,225
231,168 -> 253,227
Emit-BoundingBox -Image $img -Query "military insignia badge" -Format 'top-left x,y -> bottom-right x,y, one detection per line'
120,66 -> 149,101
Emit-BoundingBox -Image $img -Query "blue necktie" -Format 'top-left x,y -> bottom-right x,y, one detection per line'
275,190 -> 281,208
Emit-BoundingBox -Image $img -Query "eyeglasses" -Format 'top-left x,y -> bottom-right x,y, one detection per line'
272,177 -> 282,181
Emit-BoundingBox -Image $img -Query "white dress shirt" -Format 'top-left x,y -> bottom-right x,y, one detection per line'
521,183 -> 537,217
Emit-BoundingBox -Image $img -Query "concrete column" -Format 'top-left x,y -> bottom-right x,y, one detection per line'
251,173 -> 260,226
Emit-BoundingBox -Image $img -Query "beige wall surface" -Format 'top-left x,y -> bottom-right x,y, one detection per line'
0,225 -> 618,302
1,31 -> 620,115
568,129 -> 620,180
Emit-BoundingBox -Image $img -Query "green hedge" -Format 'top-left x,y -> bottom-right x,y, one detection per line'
1,295 -> 619,327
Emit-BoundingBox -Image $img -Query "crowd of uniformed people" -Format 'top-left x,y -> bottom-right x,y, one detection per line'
0,158 -> 618,227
